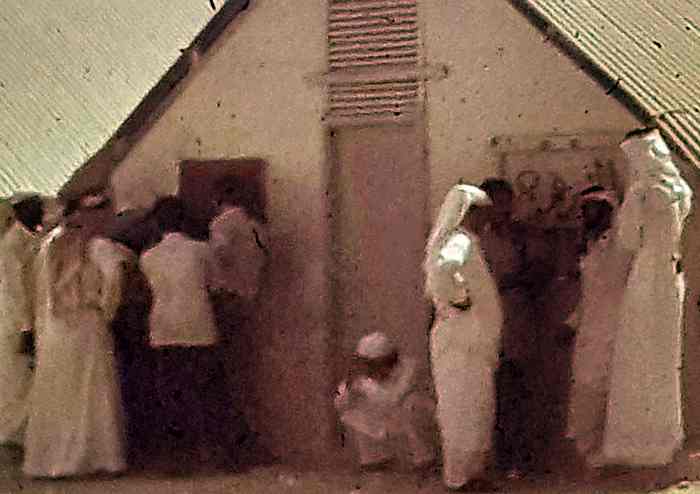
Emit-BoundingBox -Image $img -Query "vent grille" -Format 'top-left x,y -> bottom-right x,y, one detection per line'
329,0 -> 419,70
328,77 -> 419,121
327,0 -> 421,125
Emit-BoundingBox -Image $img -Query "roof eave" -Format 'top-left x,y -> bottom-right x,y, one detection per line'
59,0 -> 251,201
507,0 -> 700,170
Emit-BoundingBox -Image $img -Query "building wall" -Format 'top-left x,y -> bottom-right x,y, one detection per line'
420,0 -> 640,211
105,0 -> 700,464
110,0 -> 333,464
421,0 -> 700,442
329,125 -> 432,398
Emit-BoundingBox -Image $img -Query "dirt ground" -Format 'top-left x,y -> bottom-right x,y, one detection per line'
2,445 -> 700,494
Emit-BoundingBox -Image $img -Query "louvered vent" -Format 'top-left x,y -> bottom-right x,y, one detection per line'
329,0 -> 419,70
327,0 -> 421,125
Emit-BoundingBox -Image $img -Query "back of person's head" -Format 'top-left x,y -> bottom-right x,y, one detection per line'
480,179 -> 515,220
580,186 -> 616,240
12,195 -> 44,231
480,178 -> 514,201
62,190 -> 110,218
63,198 -> 81,219
105,208 -> 151,253
151,196 -> 186,234
214,178 -> 266,223
63,193 -> 114,240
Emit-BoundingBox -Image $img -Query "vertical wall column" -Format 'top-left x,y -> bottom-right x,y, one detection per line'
325,1 -> 433,438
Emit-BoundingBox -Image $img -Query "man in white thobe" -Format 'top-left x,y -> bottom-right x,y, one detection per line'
0,195 -> 47,446
0,201 -> 34,446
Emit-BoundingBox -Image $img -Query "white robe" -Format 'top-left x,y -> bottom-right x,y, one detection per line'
334,356 -> 435,467
208,208 -> 267,301
0,222 -> 40,444
23,230 -> 132,478
427,229 -> 503,489
595,177 -> 689,467
140,232 -> 218,347
566,225 -> 634,460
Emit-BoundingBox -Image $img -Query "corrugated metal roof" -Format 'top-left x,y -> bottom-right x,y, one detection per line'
513,0 -> 700,167
0,0 -> 230,197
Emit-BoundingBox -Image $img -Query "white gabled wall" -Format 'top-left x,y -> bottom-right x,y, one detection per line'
420,0 -> 700,445
107,0 -> 700,464
110,0 -> 334,463
420,0 -> 640,212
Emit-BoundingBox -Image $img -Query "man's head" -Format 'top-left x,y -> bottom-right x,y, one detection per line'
56,192 -> 115,240
579,186 -> 616,241
354,332 -> 399,380
461,178 -> 515,232
151,195 -> 187,235
11,195 -> 44,232
211,177 -> 253,214
106,207 -> 152,252
480,178 -> 514,222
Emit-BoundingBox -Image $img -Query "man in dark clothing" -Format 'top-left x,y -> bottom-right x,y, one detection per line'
478,178 -> 583,478
105,206 -> 159,470
477,179 -> 538,477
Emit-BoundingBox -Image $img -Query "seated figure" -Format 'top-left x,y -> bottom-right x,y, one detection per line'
334,332 -> 436,470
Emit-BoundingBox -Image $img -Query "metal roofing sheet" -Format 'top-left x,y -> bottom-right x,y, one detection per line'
0,0 -> 225,197
517,0 -> 700,167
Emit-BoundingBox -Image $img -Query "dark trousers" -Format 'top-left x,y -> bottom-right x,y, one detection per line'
495,357 -> 537,472
150,344 -> 241,469
208,292 -> 266,464
495,324 -> 576,475
112,289 -> 157,469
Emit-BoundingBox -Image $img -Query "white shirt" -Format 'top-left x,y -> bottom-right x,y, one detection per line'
140,232 -> 218,347
208,208 -> 266,300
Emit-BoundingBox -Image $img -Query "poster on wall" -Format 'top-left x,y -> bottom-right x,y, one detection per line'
493,133 -> 626,228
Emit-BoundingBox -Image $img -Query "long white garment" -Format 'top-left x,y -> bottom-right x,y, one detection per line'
0,219 -> 40,444
425,185 -> 503,489
140,232 -> 218,347
208,207 -> 267,301
566,219 -> 634,460
595,132 -> 691,467
23,231 -> 133,478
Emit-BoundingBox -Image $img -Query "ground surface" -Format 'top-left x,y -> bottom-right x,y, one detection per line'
4,446 -> 700,494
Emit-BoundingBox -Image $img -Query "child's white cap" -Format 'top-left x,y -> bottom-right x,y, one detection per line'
356,332 -> 396,360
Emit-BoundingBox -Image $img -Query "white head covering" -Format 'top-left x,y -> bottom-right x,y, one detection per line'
580,189 -> 620,208
621,129 -> 692,218
424,183 -> 491,300
356,332 -> 396,360
79,193 -> 109,209
41,197 -> 65,230
621,129 -> 670,170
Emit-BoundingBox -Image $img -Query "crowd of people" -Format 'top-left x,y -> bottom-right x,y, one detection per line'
336,130 -> 692,491
0,130 -> 691,490
0,189 -> 267,478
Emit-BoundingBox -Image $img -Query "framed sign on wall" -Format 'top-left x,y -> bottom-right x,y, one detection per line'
490,133 -> 627,228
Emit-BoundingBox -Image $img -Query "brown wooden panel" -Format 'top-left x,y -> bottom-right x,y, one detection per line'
329,124 -> 431,388
179,159 -> 267,238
